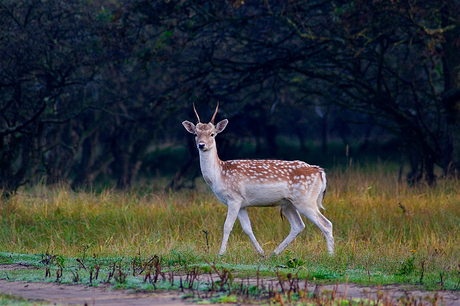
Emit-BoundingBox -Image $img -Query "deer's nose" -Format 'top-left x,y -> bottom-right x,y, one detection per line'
198,142 -> 206,149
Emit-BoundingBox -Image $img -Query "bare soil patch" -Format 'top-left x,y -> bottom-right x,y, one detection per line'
0,280 -> 190,305
0,264 -> 459,305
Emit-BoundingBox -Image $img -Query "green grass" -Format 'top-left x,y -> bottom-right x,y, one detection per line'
1,163 -> 460,291
0,294 -> 47,306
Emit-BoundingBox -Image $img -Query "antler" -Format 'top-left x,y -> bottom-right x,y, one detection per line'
193,103 -> 201,123
210,102 -> 219,124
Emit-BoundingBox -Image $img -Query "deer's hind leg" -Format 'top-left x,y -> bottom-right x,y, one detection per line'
272,204 -> 305,255
294,200 -> 334,255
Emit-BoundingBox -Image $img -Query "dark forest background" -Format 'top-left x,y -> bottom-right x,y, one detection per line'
1,0 -> 460,194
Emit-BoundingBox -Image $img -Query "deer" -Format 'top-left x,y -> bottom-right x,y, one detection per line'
182,104 -> 334,256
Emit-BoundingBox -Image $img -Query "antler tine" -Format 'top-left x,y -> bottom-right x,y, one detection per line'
210,102 -> 219,124
193,103 -> 201,123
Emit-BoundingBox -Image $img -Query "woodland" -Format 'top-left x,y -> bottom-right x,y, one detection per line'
1,0 -> 460,194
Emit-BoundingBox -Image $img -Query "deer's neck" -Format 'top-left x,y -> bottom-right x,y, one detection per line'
198,147 -> 222,189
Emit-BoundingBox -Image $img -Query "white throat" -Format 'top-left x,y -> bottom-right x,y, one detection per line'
198,147 -> 221,189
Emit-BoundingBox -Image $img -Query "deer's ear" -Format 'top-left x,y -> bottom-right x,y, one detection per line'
215,119 -> 228,134
182,121 -> 196,134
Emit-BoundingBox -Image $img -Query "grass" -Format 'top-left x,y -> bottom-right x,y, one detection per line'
0,294 -> 47,306
0,162 -> 460,292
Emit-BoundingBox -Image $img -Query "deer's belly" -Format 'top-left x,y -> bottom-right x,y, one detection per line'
242,183 -> 290,207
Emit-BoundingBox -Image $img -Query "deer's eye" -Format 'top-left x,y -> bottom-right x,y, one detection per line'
211,133 -> 215,137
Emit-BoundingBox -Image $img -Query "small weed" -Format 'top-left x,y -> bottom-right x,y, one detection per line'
397,255 -> 415,276
211,293 -> 237,303
285,250 -> 304,269
71,270 -> 80,283
0,254 -> 13,264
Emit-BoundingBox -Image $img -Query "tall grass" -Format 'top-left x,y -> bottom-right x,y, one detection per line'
329,163 -> 460,275
1,163 -> 459,287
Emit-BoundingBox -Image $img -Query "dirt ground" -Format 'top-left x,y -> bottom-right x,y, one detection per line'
1,264 -> 459,305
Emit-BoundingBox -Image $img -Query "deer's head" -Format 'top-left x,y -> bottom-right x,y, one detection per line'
182,104 -> 228,151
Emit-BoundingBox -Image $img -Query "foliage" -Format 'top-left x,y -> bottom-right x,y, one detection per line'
328,0 -> 460,184
284,250 -> 304,269
397,254 -> 416,276
1,0 -> 460,193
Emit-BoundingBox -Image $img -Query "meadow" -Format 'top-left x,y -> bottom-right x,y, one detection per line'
1,162 -> 460,292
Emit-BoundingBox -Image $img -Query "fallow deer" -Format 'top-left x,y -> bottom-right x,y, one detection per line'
182,104 -> 334,256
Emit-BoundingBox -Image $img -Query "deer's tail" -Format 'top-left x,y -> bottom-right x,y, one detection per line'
317,169 -> 327,210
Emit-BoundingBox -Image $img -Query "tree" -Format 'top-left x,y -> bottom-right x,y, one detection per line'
327,0 -> 460,183
160,0 -> 460,183
258,0 -> 460,183
0,0 -> 116,193
2,0 -> 458,193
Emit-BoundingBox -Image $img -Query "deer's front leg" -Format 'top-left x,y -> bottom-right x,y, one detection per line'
219,203 -> 240,256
